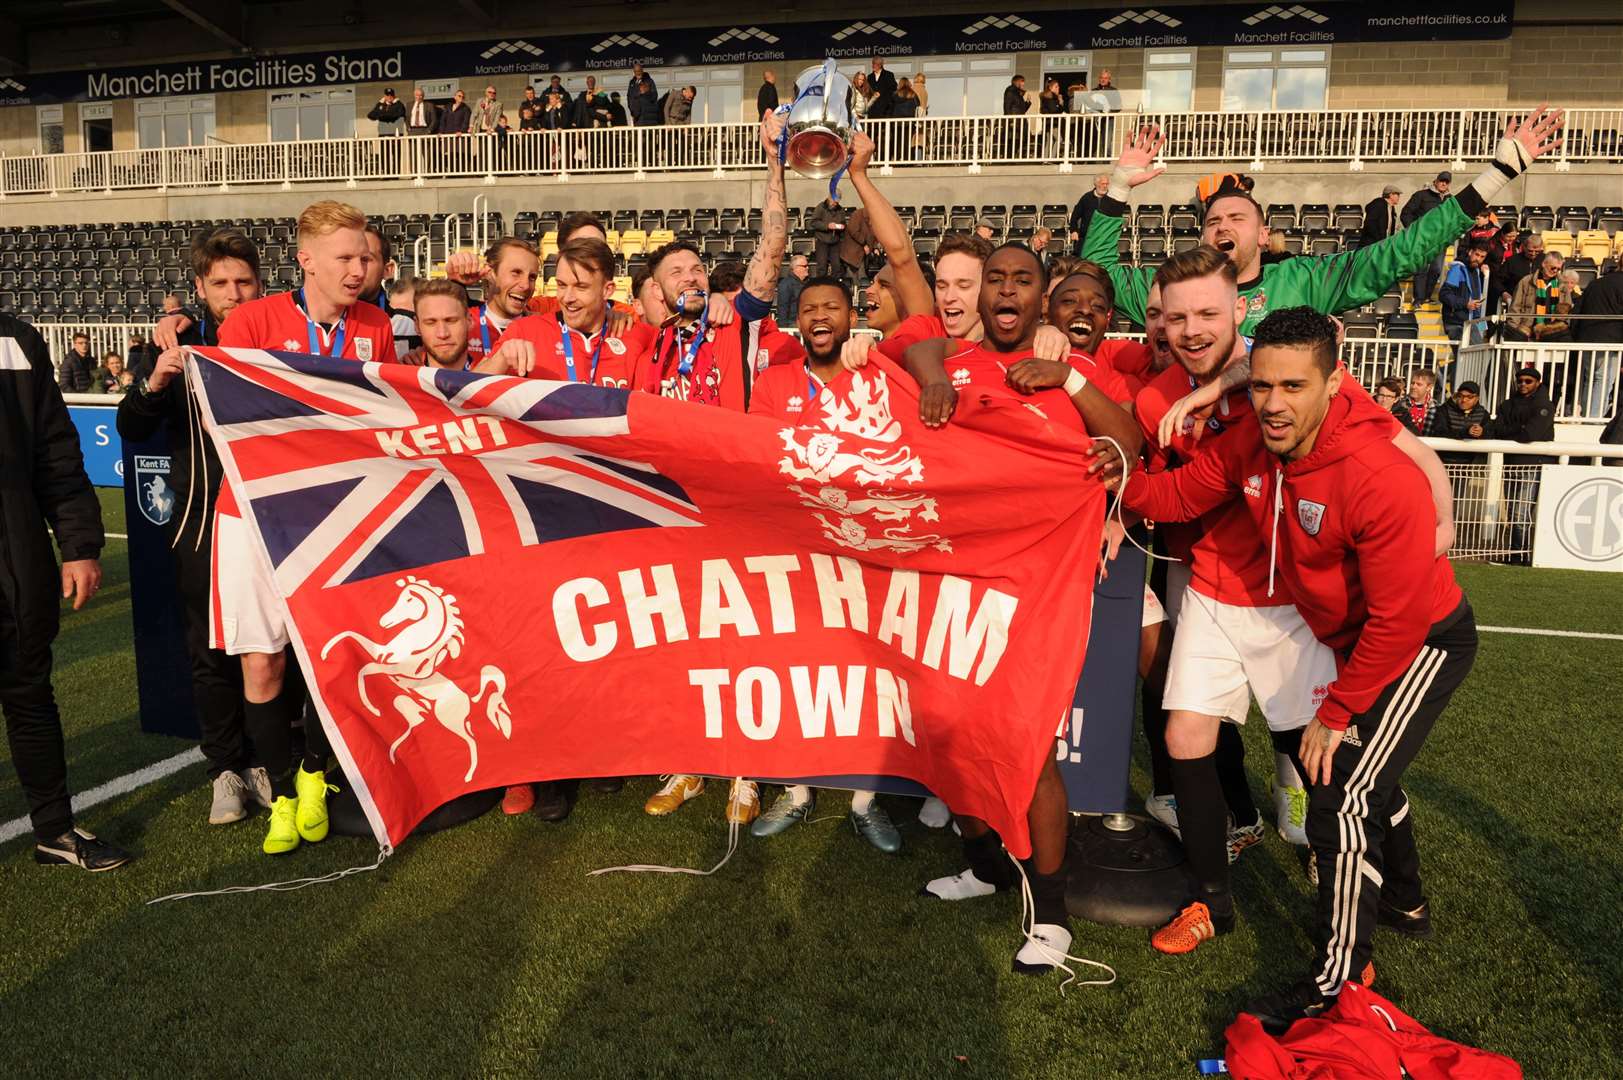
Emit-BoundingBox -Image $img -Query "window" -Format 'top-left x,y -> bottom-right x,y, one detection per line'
1144,50 -> 1195,112
1041,51 -> 1094,113
1222,47 -> 1329,111
81,102 -> 114,152
269,88 -> 355,142
902,55 -> 1015,117
37,105 -> 64,154
135,97 -> 215,148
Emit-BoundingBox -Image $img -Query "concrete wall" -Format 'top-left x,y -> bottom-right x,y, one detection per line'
1,162 -> 1615,232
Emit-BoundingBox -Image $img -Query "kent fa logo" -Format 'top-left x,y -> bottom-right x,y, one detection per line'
135,455 -> 175,526
1297,499 -> 1326,536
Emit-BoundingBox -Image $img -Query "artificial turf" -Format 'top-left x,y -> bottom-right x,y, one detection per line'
0,488 -> 1619,1078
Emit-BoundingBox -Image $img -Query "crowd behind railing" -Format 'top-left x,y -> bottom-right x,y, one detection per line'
3,107 -> 1623,197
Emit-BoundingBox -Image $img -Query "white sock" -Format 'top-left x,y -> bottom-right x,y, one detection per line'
849,790 -> 874,813
1013,923 -> 1075,973
785,784 -> 812,806
918,796 -> 951,828
923,868 -> 998,900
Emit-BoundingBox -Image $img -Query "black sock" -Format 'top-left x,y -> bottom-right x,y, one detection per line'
1142,681 -> 1172,795
300,698 -> 329,774
243,694 -> 299,799
1215,724 -> 1260,827
1023,859 -> 1071,928
963,831 -> 1016,890
1170,753 -> 1232,916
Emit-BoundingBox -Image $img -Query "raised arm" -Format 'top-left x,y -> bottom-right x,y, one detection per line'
845,131 -> 934,319
743,113 -> 789,305
1079,125 -> 1164,326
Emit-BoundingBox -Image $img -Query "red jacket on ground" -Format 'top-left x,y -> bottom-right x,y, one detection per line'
1123,386 -> 1462,730
1225,983 -> 1522,1080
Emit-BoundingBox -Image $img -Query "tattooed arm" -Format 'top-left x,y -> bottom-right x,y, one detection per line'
744,112 -> 789,305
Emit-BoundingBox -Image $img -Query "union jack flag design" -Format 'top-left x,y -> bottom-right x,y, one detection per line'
191,348 -> 702,596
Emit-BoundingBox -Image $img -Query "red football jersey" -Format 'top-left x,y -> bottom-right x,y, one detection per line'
465,303 -> 523,365
875,312 -> 948,363
1096,338 -> 1156,397
947,344 -> 1125,436
217,291 -> 397,364
748,358 -> 832,422
492,313 -> 654,389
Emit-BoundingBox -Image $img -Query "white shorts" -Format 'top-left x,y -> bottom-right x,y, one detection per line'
209,511 -> 290,656
1162,587 -> 1335,732
1141,584 -> 1167,628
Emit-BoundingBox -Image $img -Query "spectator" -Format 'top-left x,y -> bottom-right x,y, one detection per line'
1492,366 -> 1556,557
436,89 -> 471,134
1440,239 -> 1491,345
1002,75 -> 1030,157
1261,232 -> 1290,266
518,87 -> 541,132
1040,77 -> 1064,115
628,68 -> 660,126
839,206 -> 873,282
606,92 -> 628,127
1194,171 -> 1254,209
572,77 -> 601,128
1361,184 -> 1401,247
1464,208 -> 1500,251
757,70 -> 779,120
1437,380 -> 1492,548
546,75 -> 565,98
126,331 -> 157,378
850,73 -> 871,122
808,195 -> 848,278
777,255 -> 809,319
405,88 -> 440,135
663,85 -> 695,125
974,220 -> 996,242
912,72 -> 928,115
1506,253 -> 1571,341
1402,171 -> 1451,301
892,78 -> 921,121
1437,381 -> 1490,446
1495,231 -> 1544,313
57,333 -> 95,392
161,293 -> 184,315
1030,228 -> 1054,259
540,90 -> 572,131
470,85 -> 502,135
1391,369 -> 1442,436
1574,261 -> 1623,419
1492,223 -> 1519,269
367,88 -> 406,136
867,57 -> 896,119
92,352 -> 130,394
1070,174 -> 1109,255
1373,376 -> 1404,412
1084,69 -> 1121,113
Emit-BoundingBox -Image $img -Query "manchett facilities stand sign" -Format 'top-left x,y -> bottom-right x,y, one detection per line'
1533,466 -> 1623,572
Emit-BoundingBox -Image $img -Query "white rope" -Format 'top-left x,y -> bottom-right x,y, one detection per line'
1008,853 -> 1116,995
146,844 -> 393,905
587,777 -> 747,878
1093,432 -> 1183,566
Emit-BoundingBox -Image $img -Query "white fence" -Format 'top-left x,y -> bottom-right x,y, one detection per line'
3,107 -> 1620,198
1455,340 -> 1622,426
38,322 -> 155,370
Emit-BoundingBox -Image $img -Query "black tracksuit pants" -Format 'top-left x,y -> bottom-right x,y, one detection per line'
1277,600 -> 1477,997
169,513 -> 248,778
0,590 -> 72,842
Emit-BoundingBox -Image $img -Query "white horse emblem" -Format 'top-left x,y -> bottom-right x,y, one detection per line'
321,576 -> 512,782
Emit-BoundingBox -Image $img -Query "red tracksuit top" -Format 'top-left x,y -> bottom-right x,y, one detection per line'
1123,387 -> 1463,730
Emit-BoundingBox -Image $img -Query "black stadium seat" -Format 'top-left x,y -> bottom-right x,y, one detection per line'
1299,204 -> 1331,231
1556,205 -> 1592,231
1522,205 -> 1555,232
1168,204 -> 1201,230
1266,204 -> 1297,230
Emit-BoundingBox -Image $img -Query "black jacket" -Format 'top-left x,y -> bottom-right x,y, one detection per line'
115,319 -> 221,546
1390,396 -> 1442,437
1574,269 -> 1623,344
756,81 -> 779,120
57,347 -> 95,393
1361,196 -> 1396,247
867,68 -> 897,118
1003,85 -> 1030,116
1434,399 -> 1490,463
1493,386 -> 1556,463
1494,251 -> 1538,309
367,99 -> 407,124
628,78 -> 660,125
1070,191 -> 1102,244
1400,185 -> 1443,228
808,201 -> 847,246
436,102 -> 471,134
0,314 -> 104,640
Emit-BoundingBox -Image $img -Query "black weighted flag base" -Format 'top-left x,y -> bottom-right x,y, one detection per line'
1067,812 -> 1193,928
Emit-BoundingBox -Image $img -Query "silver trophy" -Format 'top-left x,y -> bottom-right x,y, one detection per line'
785,60 -> 856,180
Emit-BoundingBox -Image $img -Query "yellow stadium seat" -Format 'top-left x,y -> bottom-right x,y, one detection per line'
613,275 -> 632,302
540,230 -> 559,248
1541,230 -> 1574,258
620,229 -> 647,257
1577,230 -> 1611,263
647,229 -> 675,248
542,278 -> 558,296
604,229 -> 621,253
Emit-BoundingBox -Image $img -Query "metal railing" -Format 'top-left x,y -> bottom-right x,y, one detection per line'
38,322 -> 155,375
1455,340 -> 1622,425
4,107 -> 1620,198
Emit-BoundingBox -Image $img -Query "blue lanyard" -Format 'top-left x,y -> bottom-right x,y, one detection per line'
296,288 -> 347,358
477,304 -> 494,355
662,307 -> 709,379
559,313 -> 609,384
806,366 -> 822,405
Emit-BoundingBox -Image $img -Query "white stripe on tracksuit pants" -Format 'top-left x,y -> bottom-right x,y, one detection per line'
1299,602 -> 1477,997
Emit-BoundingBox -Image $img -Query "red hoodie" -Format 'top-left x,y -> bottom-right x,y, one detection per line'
1123,388 -> 1463,730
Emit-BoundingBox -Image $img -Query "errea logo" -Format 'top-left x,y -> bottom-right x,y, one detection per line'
951,368 -> 971,388
1244,474 -> 1263,499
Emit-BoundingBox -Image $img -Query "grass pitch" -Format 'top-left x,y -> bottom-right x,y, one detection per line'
0,489 -> 1619,1078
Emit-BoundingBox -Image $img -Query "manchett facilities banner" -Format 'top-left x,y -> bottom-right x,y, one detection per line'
2,1 -> 1513,105
187,348 -> 1108,856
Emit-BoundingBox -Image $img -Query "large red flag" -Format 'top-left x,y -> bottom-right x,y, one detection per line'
190,348 -> 1107,856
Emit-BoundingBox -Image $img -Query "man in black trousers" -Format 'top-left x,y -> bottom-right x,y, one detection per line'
1,312 -> 131,871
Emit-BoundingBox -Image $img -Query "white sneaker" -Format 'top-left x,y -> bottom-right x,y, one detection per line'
241,766 -> 274,810
1145,793 -> 1180,838
1013,922 -> 1074,975
920,867 -> 1002,900
208,771 -> 248,825
917,796 -> 951,829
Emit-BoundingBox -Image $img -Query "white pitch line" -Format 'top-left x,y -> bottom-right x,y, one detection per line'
0,746 -> 203,847
1479,625 -> 1623,642
107,532 -> 128,539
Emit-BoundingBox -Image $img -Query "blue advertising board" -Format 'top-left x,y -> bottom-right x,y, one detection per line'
67,403 -> 124,487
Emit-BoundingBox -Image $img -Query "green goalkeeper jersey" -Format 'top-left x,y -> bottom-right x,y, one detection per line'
1081,192 -> 1476,334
